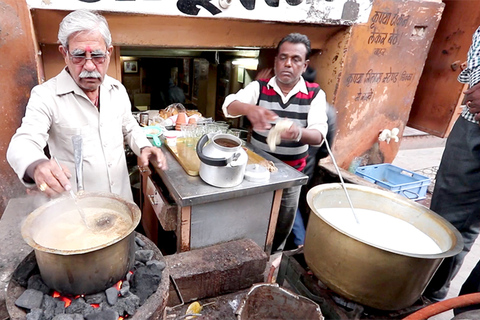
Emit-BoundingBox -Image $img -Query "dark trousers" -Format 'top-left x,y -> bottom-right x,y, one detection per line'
424,117 -> 480,301
272,185 -> 302,252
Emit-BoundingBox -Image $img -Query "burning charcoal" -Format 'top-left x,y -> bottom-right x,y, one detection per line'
84,292 -> 106,305
66,297 -> 89,314
43,295 -> 57,320
52,314 -> 84,320
119,280 -> 130,297
135,237 -> 145,247
26,308 -> 43,320
28,274 -> 51,294
135,249 -> 154,263
15,288 -> 44,310
134,260 -> 145,268
146,259 -> 166,272
130,265 -> 161,305
105,287 -> 118,306
85,310 -> 119,320
12,253 -> 38,287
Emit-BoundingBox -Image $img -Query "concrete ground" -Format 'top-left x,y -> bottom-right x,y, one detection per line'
392,127 -> 480,320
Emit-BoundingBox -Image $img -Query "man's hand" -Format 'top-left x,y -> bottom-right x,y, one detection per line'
245,105 -> 278,131
139,146 -> 168,170
33,158 -> 73,197
281,122 -> 301,141
465,82 -> 480,122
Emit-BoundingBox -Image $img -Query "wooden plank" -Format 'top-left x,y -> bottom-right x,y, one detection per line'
265,189 -> 283,254
165,138 -> 200,176
165,140 -> 272,176
179,206 -> 191,252
31,10 -> 343,50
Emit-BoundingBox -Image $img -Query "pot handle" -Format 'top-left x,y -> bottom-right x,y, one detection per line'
196,134 -> 231,167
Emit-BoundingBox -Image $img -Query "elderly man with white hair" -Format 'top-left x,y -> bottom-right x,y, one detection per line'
7,9 -> 167,201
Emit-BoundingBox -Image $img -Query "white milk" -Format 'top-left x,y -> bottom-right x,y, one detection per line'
318,208 -> 442,255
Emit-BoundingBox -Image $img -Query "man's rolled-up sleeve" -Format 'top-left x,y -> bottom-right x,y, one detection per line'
222,81 -> 261,118
307,89 -> 329,147
6,86 -> 53,186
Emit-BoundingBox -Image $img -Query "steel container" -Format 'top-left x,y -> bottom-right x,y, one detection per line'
304,183 -> 463,310
21,192 -> 141,295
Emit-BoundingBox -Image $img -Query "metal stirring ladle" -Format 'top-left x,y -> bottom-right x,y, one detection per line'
323,137 -> 360,224
71,135 -> 117,232
53,155 -> 89,227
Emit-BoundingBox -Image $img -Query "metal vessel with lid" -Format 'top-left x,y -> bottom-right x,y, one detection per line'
196,133 -> 248,187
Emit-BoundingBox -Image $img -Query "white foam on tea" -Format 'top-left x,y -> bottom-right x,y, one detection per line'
318,208 -> 442,255
33,207 -> 132,251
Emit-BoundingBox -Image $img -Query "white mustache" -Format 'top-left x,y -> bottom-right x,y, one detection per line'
79,70 -> 101,78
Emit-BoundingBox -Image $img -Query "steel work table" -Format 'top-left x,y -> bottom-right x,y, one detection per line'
139,142 -> 307,254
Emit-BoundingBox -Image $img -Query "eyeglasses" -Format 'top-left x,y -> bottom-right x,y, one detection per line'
67,51 -> 108,65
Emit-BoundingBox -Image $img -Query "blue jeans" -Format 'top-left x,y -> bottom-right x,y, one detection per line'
292,208 -> 306,247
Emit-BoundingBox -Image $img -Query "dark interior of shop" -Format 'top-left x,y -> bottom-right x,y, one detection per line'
119,47 -> 265,125
121,48 -> 270,253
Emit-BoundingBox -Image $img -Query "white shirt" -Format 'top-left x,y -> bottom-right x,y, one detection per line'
7,68 -> 151,201
222,76 -> 328,146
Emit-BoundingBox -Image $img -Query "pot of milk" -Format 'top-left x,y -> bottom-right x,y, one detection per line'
304,183 -> 463,311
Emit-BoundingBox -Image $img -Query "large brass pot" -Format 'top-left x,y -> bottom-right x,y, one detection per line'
304,183 -> 463,311
21,192 -> 141,295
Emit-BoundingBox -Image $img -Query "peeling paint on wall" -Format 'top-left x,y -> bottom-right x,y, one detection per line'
26,0 -> 374,24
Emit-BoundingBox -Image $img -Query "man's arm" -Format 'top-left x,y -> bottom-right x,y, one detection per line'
293,88 -> 328,146
7,86 -> 53,187
222,80 -> 277,130
228,101 -> 277,131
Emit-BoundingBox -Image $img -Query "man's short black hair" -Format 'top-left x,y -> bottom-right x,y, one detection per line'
276,33 -> 312,60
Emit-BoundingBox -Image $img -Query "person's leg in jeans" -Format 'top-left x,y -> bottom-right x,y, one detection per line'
272,185 -> 302,252
291,208 -> 306,247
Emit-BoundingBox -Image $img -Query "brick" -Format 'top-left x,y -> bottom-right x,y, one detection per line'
166,239 -> 268,306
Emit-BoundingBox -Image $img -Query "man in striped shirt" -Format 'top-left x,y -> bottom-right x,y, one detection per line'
423,26 -> 480,311
222,33 -> 328,252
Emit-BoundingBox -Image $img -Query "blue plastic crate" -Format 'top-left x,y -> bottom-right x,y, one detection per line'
355,163 -> 431,200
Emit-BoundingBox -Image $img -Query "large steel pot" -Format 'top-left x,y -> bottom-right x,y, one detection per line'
196,133 -> 248,188
21,192 -> 141,295
305,183 -> 463,311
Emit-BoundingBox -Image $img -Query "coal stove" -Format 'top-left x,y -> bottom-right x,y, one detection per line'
5,233 -> 169,320
0,197 -> 169,320
276,248 -> 430,320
